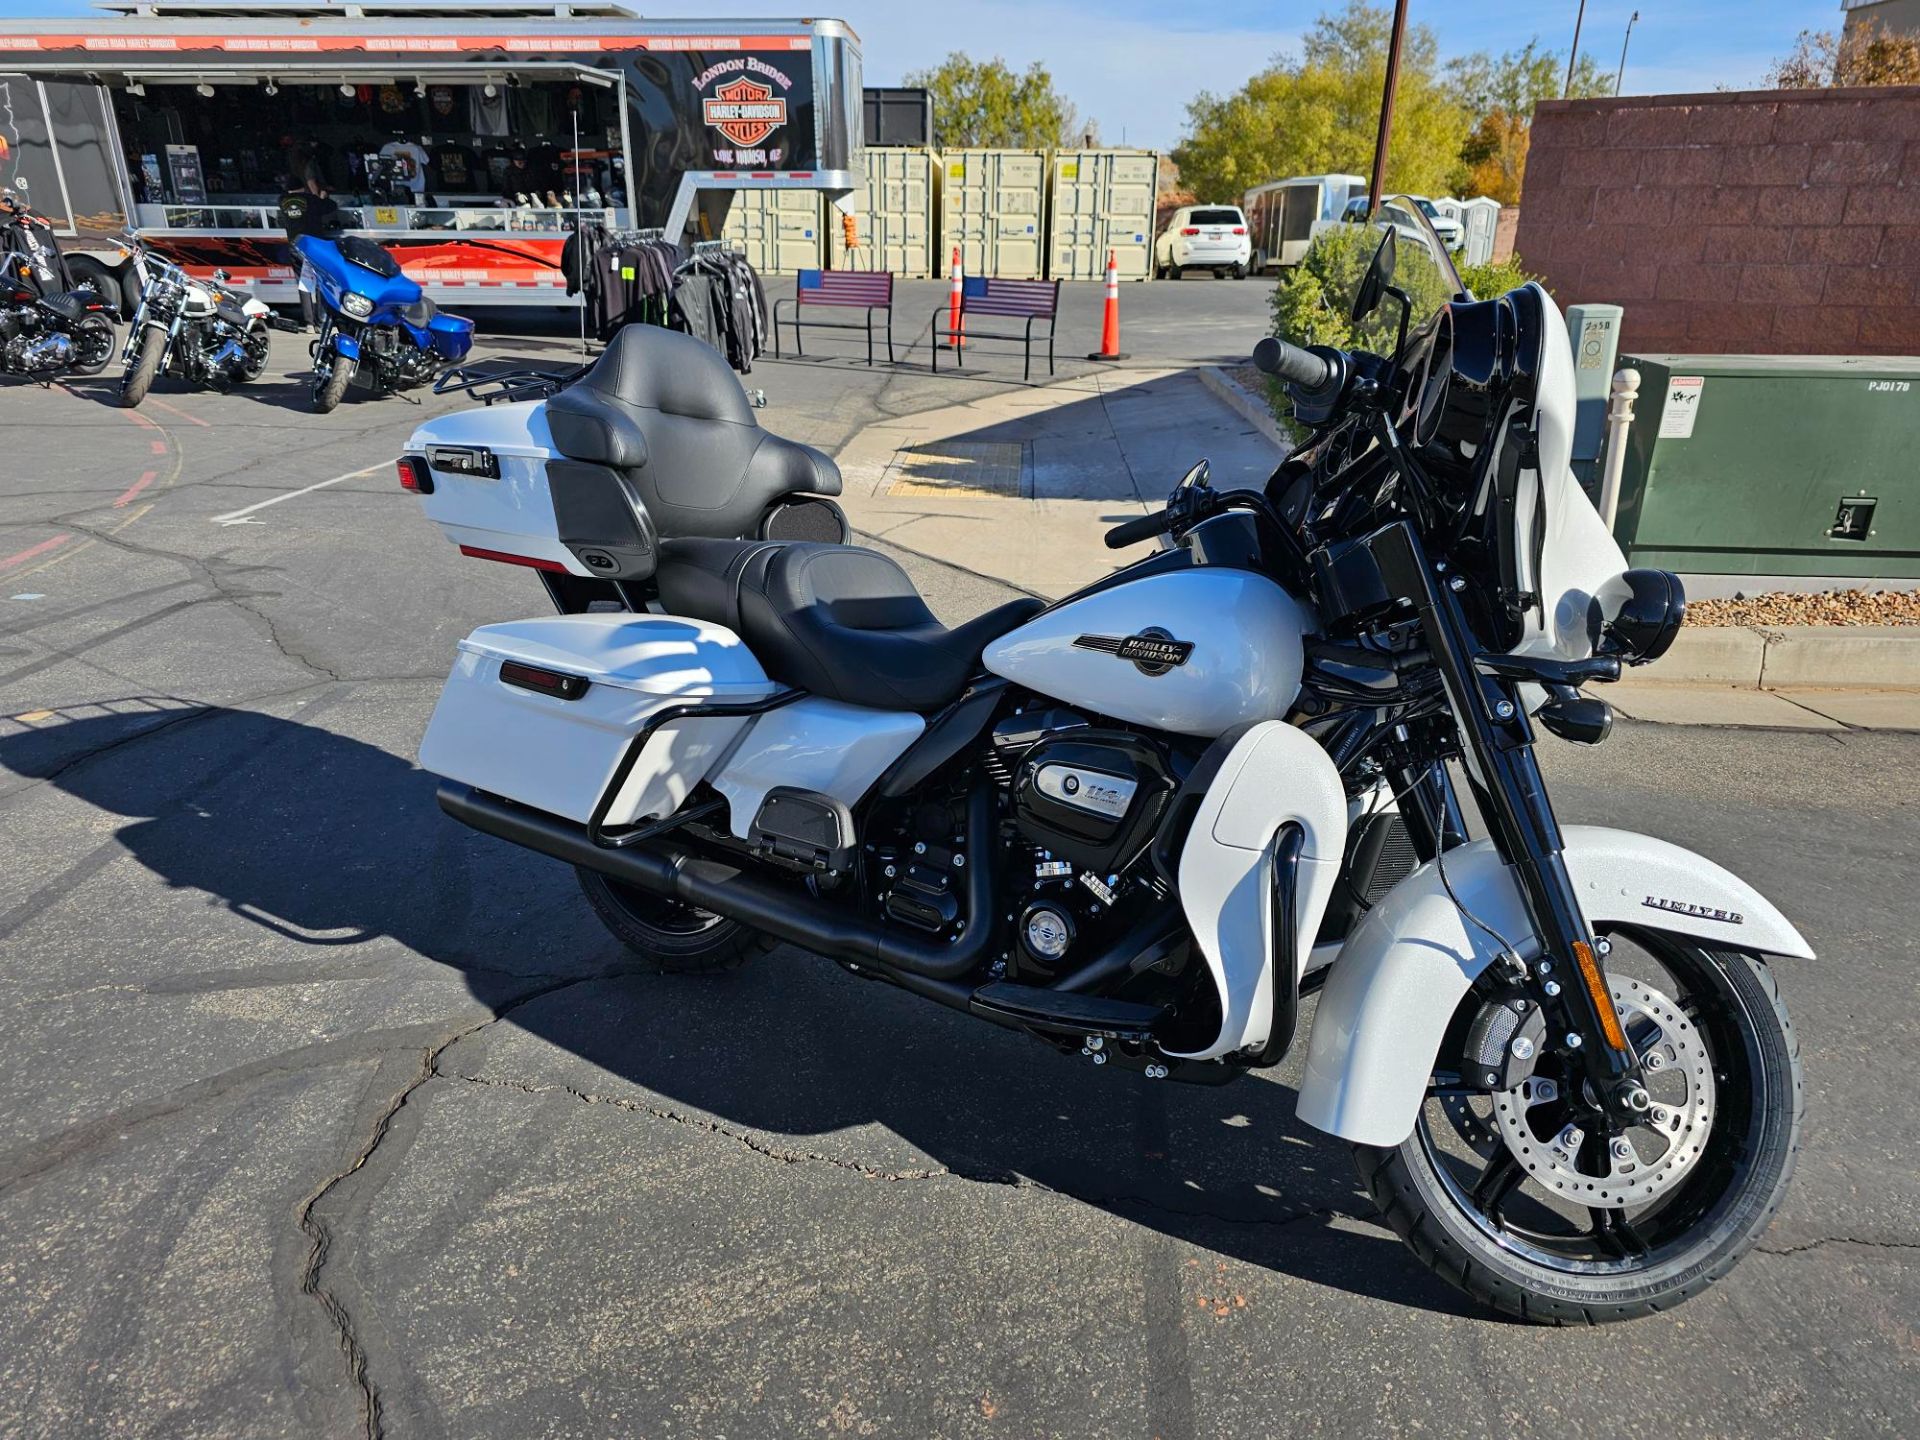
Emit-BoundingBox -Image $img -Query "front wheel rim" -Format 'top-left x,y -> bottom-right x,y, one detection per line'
1414,929 -> 1771,1276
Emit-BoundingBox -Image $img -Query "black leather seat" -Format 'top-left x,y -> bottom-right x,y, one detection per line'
545,324 -> 839,540
40,290 -> 93,321
657,538 -> 1042,712
400,294 -> 438,328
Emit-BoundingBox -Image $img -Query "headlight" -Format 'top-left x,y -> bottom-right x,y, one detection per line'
340,293 -> 374,319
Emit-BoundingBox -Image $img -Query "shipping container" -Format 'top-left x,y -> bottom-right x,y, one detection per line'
720,187 -> 827,275
863,87 -> 933,147
939,149 -> 1047,280
1613,353 -> 1920,585
827,147 -> 936,277
1047,149 -> 1160,280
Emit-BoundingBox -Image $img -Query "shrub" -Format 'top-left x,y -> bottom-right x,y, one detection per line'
1264,227 -> 1543,436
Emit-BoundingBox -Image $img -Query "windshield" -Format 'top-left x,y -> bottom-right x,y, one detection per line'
1341,194 -> 1465,358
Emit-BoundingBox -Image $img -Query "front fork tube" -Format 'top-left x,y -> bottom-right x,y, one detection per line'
1368,521 -> 1645,1119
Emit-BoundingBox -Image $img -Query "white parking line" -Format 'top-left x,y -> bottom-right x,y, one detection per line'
209,463 -> 388,526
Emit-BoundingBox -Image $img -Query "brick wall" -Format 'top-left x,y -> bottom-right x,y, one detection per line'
1514,86 -> 1920,355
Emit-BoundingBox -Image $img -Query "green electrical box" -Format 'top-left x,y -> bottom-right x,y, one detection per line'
1613,354 -> 1920,584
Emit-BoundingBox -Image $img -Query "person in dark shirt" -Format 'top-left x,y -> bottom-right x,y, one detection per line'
496,148 -> 537,206
279,175 -> 341,331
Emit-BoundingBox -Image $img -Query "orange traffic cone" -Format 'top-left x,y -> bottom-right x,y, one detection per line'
948,245 -> 966,349
1087,249 -> 1127,362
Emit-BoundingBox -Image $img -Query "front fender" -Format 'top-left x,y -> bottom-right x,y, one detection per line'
331,331 -> 362,361
1295,824 -> 1813,1147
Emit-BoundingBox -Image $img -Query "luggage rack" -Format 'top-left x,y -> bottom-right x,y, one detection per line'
432,359 -> 590,406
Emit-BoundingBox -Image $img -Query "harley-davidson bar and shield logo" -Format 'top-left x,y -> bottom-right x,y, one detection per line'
703,76 -> 786,148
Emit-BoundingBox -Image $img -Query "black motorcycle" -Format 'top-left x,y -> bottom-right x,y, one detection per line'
0,182 -> 116,381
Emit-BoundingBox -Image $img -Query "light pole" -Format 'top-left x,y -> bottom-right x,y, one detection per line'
1368,0 -> 1410,208
1565,0 -> 1589,97
1615,10 -> 1641,96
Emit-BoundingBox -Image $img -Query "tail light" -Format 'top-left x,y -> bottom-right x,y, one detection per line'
499,660 -> 589,700
1232,226 -> 1247,235
395,455 -> 433,494
1180,227 -> 1199,236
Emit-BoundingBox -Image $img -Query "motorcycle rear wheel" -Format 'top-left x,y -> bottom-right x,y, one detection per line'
1354,931 -> 1802,1323
575,866 -> 772,974
70,314 -> 117,377
117,326 -> 165,407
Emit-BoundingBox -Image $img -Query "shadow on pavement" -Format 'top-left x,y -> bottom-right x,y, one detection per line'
1,703 -> 1474,1319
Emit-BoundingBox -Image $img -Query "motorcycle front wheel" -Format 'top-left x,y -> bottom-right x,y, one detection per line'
117,326 -> 166,407
70,314 -> 117,377
1355,929 -> 1802,1324
311,355 -> 353,413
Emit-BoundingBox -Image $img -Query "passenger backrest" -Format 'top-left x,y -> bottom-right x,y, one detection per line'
545,325 -> 840,540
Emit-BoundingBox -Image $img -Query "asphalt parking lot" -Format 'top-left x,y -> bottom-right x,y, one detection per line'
2,282 -> 1917,1439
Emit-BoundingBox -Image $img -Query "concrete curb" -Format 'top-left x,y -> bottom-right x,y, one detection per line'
1645,625 -> 1920,690
1198,365 -> 1294,455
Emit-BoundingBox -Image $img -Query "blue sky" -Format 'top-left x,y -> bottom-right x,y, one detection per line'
0,1 -> 1849,149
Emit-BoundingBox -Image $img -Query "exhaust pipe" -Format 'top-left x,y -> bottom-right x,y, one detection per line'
440,781 -> 996,983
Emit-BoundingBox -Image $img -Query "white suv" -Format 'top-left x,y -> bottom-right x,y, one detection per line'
1154,205 -> 1252,279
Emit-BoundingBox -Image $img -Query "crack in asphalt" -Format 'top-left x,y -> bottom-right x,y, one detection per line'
1757,1235 -> 1920,1258
294,971 -> 655,1440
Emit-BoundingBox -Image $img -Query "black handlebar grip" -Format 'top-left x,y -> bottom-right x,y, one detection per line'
1104,512 -> 1170,550
1253,336 -> 1337,391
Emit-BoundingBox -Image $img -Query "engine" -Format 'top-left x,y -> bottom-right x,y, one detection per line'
2,325 -> 71,374
986,707 -> 1182,980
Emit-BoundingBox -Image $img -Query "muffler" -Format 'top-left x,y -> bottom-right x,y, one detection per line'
439,781 -> 996,983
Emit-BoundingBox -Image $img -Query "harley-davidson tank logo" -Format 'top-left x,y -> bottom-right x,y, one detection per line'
1643,896 -> 1745,925
1073,627 -> 1193,677
703,76 -> 787,148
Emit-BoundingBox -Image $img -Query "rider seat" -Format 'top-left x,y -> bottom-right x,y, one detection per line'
544,324 -> 840,540
39,290 -> 95,322
656,538 -> 1041,712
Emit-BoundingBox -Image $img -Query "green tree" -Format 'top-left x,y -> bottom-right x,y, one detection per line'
1173,2 -> 1469,203
1445,39 -> 1613,200
1765,20 -> 1920,88
902,54 -> 1076,149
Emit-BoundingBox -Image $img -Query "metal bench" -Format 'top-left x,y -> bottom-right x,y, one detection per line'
931,277 -> 1060,383
773,268 -> 895,365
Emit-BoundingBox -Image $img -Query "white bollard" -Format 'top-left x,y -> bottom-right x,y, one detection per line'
1597,368 -> 1641,534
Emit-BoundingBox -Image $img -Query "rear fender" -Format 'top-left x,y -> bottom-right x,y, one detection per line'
1295,825 -> 1814,1147
1170,721 -> 1347,1061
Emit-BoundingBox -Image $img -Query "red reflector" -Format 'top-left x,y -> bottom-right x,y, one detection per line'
1232,226 -> 1247,235
1180,227 -> 1199,236
396,455 -> 433,494
458,544 -> 568,573
499,660 -> 589,700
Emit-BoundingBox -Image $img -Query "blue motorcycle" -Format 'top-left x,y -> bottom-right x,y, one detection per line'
293,233 -> 473,413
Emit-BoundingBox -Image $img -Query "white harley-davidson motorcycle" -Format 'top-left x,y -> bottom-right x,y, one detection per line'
113,236 -> 281,407
403,203 -> 1807,1322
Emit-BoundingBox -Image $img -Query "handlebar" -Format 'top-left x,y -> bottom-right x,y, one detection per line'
1104,511 -> 1172,550
1253,336 -> 1337,391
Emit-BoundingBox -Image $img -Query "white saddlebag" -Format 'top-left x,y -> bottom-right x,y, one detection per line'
419,614 -> 777,826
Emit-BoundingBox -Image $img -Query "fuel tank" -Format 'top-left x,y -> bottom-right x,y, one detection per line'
983,569 -> 1312,737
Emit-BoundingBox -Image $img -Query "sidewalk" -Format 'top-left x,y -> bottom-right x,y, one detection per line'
836,366 -> 1284,599
838,366 -> 1920,732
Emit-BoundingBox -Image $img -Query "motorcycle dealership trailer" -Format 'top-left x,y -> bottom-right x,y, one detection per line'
0,1 -> 862,308
1242,173 -> 1365,272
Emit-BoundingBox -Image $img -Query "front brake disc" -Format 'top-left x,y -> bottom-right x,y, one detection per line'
1491,975 -> 1717,1209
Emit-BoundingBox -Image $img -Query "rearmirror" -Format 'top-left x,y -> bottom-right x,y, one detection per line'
1350,225 -> 1396,324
